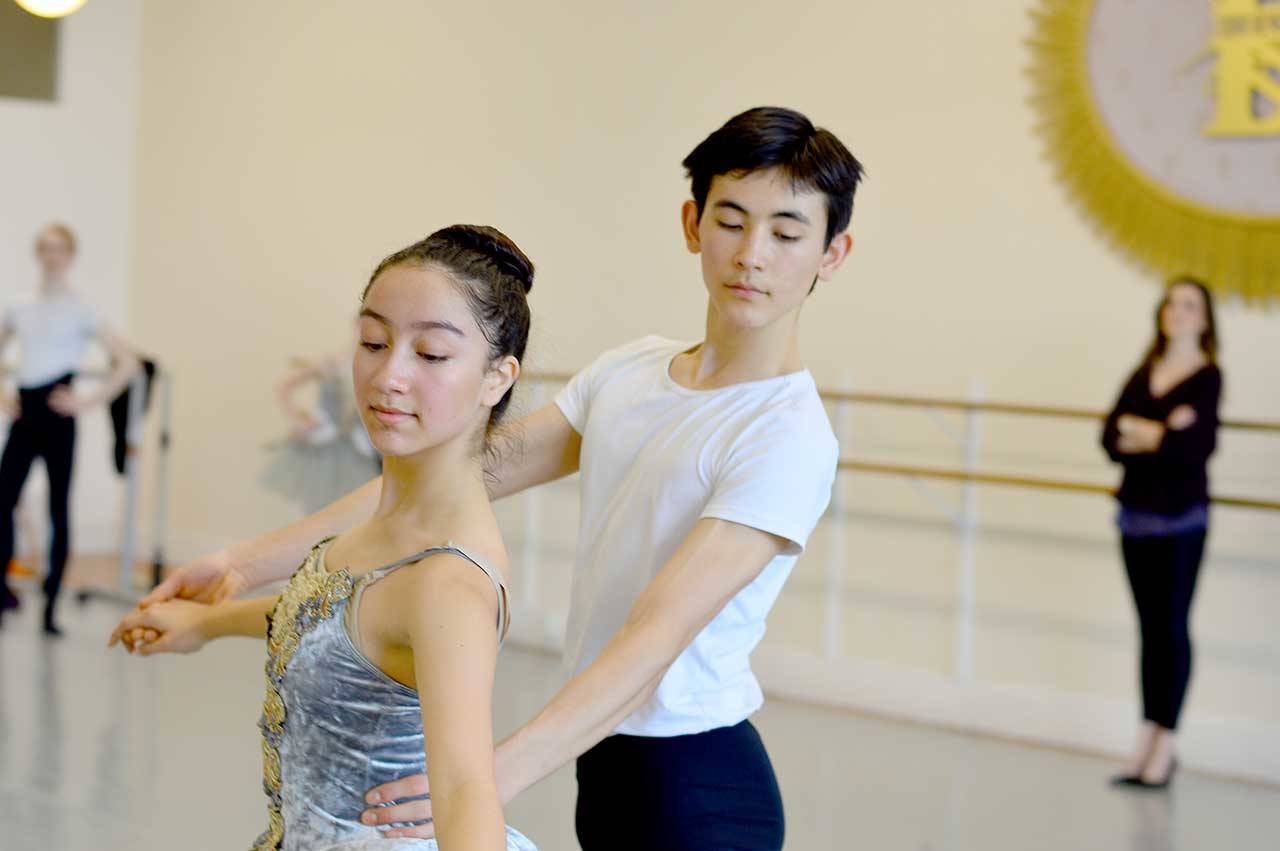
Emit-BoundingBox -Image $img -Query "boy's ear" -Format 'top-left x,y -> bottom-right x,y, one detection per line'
817,231 -> 854,281
681,200 -> 703,253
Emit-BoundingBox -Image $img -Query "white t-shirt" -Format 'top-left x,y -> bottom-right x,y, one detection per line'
3,294 -> 99,388
555,335 -> 839,737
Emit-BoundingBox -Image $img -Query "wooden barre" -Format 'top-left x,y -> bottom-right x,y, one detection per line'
523,373 -> 1280,434
840,459 -> 1280,513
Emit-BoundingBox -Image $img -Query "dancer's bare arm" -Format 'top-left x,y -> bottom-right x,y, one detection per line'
108,595 -> 279,654
141,403 -> 578,607
140,478 -> 383,606
0,323 -> 14,418
405,555 -> 507,851
484,403 -> 581,500
363,518 -> 786,837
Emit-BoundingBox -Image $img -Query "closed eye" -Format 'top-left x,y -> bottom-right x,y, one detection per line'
361,341 -> 385,352
418,353 -> 449,363
776,233 -> 801,242
717,221 -> 743,231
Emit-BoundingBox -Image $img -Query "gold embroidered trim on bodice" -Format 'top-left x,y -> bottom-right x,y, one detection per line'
251,538 -> 353,851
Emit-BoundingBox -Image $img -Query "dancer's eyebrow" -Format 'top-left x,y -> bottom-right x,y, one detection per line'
712,199 -> 811,225
359,309 -> 465,336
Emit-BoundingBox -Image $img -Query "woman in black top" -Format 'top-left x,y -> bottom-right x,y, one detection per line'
1101,277 -> 1222,790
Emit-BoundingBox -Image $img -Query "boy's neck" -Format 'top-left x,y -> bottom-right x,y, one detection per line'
671,306 -> 803,390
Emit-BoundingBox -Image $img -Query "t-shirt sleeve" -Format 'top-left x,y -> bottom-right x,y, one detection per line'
554,336 -> 664,436
701,411 -> 840,556
554,360 -> 597,435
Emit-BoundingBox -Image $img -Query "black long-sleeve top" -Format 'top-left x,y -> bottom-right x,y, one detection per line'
1101,363 -> 1222,515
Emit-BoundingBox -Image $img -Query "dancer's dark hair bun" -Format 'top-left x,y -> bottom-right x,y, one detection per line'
439,224 -> 535,294
363,224 -> 534,429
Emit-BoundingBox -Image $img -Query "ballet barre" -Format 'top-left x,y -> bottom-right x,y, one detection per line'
518,372 -> 1280,682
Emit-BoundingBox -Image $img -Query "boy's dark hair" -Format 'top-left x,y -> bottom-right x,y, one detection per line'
682,106 -> 865,247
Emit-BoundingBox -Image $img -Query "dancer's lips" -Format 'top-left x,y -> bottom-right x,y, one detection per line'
725,282 -> 766,299
370,404 -> 414,424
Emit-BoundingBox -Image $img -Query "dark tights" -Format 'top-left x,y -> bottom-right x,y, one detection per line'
1,374 -> 76,631
1121,530 -> 1206,729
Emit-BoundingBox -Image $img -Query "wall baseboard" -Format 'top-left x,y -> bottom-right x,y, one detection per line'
751,647 -> 1280,786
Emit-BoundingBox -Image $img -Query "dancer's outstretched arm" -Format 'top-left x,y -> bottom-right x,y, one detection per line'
108,595 -> 279,654
140,478 -> 383,605
139,403 -> 579,608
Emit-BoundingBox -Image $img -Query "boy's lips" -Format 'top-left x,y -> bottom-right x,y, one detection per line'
726,282 -> 766,298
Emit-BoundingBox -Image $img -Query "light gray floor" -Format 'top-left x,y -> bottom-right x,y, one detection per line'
2,599 -> 1276,850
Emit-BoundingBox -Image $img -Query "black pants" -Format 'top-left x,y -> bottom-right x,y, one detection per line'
1121,529 -> 1206,730
575,720 -> 785,851
1,375 -> 77,622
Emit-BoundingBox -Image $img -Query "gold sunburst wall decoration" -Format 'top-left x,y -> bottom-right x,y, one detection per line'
1027,0 -> 1280,302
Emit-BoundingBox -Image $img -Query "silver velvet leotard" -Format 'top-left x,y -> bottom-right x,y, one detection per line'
252,538 -> 536,851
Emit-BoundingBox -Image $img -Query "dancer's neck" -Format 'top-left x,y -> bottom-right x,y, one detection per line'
375,444 -> 489,535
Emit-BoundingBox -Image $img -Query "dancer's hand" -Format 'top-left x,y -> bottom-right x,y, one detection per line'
108,599 -> 213,655
1166,404 -> 1197,431
47,385 -> 87,417
140,549 -> 249,608
361,774 -> 435,839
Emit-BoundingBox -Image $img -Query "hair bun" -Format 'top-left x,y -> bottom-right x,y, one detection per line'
444,225 -> 534,294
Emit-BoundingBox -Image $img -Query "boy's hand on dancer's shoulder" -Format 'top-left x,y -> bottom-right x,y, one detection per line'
139,548 -> 249,609
108,599 -> 213,655
0,393 -> 18,419
361,774 -> 435,839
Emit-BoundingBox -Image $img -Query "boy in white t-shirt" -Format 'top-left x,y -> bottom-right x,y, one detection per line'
122,106 -> 863,850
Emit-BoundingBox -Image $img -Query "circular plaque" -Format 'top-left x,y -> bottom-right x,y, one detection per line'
1028,0 -> 1280,301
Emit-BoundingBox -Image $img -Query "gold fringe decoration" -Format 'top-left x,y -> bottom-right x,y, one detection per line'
1026,0 -> 1280,302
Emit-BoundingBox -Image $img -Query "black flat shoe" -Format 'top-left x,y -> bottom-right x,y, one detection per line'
1116,758 -> 1178,790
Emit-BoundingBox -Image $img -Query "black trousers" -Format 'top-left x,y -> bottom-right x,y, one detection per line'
575,720 -> 785,851
1,375 -> 77,620
1121,529 -> 1206,730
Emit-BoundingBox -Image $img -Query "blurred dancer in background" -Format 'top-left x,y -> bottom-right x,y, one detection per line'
0,223 -> 139,635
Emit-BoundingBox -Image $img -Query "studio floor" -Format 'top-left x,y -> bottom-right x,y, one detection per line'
1,588 -> 1277,851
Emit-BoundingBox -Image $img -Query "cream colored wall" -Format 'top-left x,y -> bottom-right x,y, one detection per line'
131,0 -> 1279,775
1,0 -> 140,552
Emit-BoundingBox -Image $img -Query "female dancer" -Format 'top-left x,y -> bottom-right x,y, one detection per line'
111,225 -> 538,850
1,223 -> 139,635
1102,276 -> 1222,789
